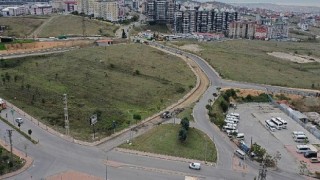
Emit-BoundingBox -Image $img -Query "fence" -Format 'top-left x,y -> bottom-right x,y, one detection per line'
267,94 -> 320,140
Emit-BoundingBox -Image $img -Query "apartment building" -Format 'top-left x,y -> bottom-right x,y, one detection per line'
267,20 -> 288,39
229,18 -> 287,40
174,5 -> 238,35
146,0 -> 176,23
29,3 -> 52,15
228,21 -> 255,39
77,0 -> 119,21
93,0 -> 118,21
1,6 -> 26,16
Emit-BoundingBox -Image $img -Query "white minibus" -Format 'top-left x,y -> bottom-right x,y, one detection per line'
270,118 -> 283,130
276,117 -> 287,129
265,120 -> 276,132
296,145 -> 311,154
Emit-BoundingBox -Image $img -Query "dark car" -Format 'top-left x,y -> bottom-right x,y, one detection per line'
160,111 -> 171,119
304,151 -> 317,158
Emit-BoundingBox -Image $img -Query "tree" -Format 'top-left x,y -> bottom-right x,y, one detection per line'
181,117 -> 190,131
178,128 -> 187,142
220,100 -> 228,112
122,29 -> 127,39
133,114 -> 141,124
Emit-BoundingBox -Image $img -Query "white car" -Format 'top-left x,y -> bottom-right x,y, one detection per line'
15,118 -> 23,124
189,162 -> 201,170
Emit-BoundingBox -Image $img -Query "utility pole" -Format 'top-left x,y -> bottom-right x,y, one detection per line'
7,129 -> 13,162
63,94 -> 69,136
204,138 -> 208,164
258,160 -> 267,180
106,155 -> 108,180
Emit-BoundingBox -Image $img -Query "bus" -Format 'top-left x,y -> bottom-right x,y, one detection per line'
276,117 -> 287,129
265,120 -> 276,132
270,118 -> 283,130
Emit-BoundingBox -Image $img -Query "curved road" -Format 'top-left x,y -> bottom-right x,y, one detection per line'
1,41 -> 317,180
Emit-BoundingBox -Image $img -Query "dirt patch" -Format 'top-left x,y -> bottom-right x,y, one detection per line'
268,52 -> 320,63
179,44 -> 202,52
0,40 -> 94,55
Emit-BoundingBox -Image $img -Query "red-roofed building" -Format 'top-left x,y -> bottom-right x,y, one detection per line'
255,25 -> 267,40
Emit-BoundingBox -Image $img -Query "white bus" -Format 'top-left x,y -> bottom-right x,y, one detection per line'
270,118 -> 283,130
265,120 -> 276,132
276,117 -> 287,129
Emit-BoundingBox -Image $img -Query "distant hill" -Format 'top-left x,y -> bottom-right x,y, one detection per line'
231,3 -> 320,13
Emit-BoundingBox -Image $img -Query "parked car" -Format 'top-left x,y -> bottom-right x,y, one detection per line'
160,111 -> 171,119
310,158 -> 320,163
304,151 -> 317,158
189,162 -> 201,170
15,118 -> 23,124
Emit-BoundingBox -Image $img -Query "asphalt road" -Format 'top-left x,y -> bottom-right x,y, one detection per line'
1,40 -> 318,179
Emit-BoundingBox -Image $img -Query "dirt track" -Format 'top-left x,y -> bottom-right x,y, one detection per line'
1,40 -> 93,55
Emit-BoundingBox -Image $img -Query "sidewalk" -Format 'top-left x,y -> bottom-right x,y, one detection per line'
0,139 -> 33,179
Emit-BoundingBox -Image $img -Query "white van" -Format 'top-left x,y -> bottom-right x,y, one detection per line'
276,117 -> 287,129
292,131 -> 305,138
265,120 -> 276,132
230,113 -> 240,119
234,149 -> 246,159
226,118 -> 239,124
226,123 -> 237,127
296,145 -> 311,154
236,133 -> 245,140
294,135 -> 309,143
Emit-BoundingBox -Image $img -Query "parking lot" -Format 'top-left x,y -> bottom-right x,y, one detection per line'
231,103 -> 320,174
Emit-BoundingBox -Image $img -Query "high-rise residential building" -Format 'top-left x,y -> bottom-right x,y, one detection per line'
228,21 -> 255,39
77,0 -> 119,21
146,0 -> 176,23
174,4 -> 238,35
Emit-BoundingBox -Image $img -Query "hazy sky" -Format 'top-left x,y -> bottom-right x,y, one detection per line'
211,0 -> 320,7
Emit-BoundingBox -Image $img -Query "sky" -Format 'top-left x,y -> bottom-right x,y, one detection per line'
211,0 -> 320,7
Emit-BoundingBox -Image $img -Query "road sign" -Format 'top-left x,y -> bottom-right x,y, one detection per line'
90,114 -> 97,125
10,108 -> 15,115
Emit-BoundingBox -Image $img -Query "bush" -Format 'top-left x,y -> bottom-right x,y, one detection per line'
178,128 -> 187,142
220,100 -> 228,112
133,114 -> 141,120
181,117 -> 189,131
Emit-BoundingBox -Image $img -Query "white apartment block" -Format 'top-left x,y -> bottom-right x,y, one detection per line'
77,0 -> 119,21
1,6 -> 26,16
29,3 -> 52,15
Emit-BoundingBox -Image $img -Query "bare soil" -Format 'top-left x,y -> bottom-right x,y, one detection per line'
268,52 -> 320,63
179,44 -> 203,52
0,40 -> 93,55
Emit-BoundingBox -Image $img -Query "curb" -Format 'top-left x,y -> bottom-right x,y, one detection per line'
0,139 -> 33,179
115,147 -> 216,167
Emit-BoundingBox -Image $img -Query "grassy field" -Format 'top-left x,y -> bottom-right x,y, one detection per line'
171,40 -> 320,90
0,145 -> 25,175
0,44 -> 196,141
0,16 -> 49,37
38,15 -> 118,37
120,124 -> 217,162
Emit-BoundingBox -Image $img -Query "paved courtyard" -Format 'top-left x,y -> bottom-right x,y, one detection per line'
231,103 -> 320,174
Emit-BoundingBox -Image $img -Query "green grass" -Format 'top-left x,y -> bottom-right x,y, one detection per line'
208,96 -> 226,129
171,40 -> 320,90
0,43 -> 6,50
0,44 -> 196,141
177,103 -> 195,121
0,145 -> 25,175
0,16 -> 49,37
38,15 -> 118,37
120,124 -> 217,162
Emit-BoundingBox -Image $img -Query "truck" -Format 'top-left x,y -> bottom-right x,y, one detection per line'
0,98 -> 6,110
